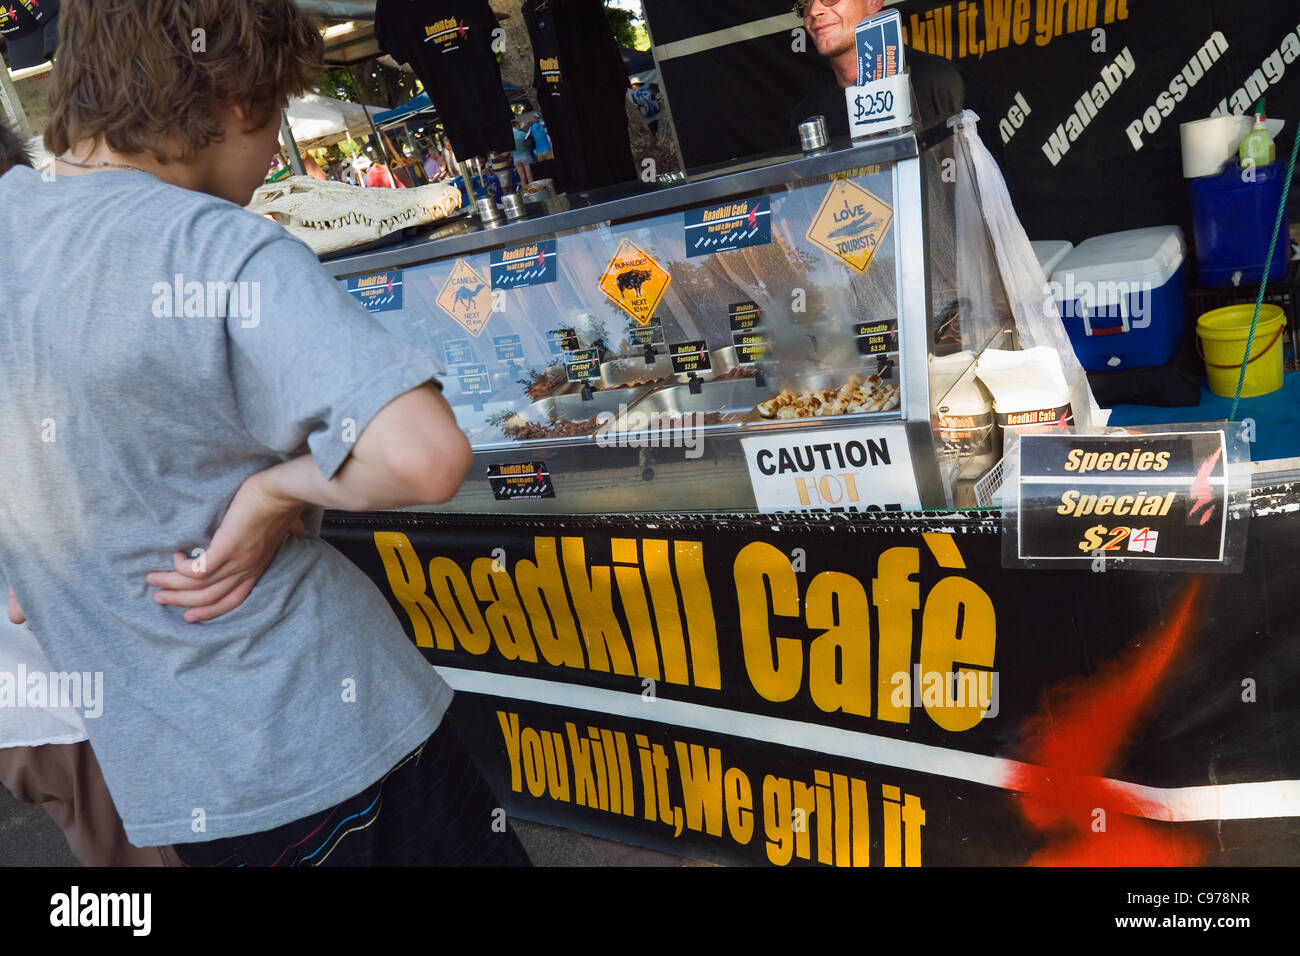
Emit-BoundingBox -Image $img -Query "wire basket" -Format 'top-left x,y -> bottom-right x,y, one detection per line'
973,457 -> 1006,508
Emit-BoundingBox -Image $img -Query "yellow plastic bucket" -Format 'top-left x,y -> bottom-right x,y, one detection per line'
1196,304 -> 1287,398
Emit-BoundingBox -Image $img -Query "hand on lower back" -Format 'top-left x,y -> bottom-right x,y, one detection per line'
145,471 -> 306,623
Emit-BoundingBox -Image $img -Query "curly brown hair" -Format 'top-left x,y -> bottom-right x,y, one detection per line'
44,0 -> 324,163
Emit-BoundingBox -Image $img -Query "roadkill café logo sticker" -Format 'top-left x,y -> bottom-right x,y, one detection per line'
598,238 -> 671,326
806,178 -> 893,274
437,259 -> 493,336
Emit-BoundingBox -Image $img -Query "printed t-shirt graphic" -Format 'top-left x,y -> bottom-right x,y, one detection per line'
374,0 -> 513,159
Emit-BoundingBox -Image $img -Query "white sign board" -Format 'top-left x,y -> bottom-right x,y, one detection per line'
845,73 -> 913,140
741,425 -> 922,514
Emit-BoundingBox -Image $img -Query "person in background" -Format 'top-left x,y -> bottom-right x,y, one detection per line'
527,114 -> 553,162
440,135 -> 463,180
511,118 -> 534,186
365,160 -> 403,189
351,155 -> 371,186
627,77 -> 662,136
300,152 -> 328,181
0,120 -> 173,867
789,0 -> 964,142
422,149 -> 445,182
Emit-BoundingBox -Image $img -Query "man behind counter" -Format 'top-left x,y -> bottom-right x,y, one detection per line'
789,0 -> 964,142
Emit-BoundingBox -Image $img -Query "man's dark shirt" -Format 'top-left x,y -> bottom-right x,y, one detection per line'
790,47 -> 964,141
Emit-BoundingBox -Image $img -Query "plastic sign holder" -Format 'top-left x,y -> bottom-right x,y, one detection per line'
845,73 -> 913,140
1000,423 -> 1251,573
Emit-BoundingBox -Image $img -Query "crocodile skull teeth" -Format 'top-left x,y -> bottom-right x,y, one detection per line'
246,175 -> 464,255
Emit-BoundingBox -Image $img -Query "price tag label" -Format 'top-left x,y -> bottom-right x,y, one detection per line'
855,319 -> 898,355
443,339 -> 474,366
565,348 -> 600,382
845,73 -> 913,139
547,328 -> 579,354
628,324 -> 665,348
729,301 -> 762,332
732,331 -> 770,363
457,363 -> 492,396
1015,432 -> 1230,565
492,334 -> 524,363
668,340 -> 711,375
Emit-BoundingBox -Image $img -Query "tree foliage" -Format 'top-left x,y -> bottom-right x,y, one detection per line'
605,3 -> 649,52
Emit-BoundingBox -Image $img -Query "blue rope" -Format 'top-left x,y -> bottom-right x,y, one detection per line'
1228,124 -> 1299,423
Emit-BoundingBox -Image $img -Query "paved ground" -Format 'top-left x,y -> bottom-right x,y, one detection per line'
0,782 -> 708,867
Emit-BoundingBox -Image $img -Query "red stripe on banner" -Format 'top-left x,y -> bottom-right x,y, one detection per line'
1007,579 -> 1211,865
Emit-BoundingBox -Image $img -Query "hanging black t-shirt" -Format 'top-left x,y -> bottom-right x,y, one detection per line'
559,0 -> 635,191
522,0 -> 579,190
375,0 -> 513,160
523,0 -> 635,193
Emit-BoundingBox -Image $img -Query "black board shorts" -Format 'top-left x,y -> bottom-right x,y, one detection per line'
172,718 -> 531,867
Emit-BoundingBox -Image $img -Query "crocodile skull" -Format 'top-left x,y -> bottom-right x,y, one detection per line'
246,175 -> 463,255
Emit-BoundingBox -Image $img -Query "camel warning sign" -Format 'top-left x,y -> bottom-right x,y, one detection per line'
437,259 -> 493,336
598,238 -> 671,327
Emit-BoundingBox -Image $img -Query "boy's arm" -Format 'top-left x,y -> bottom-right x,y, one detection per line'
254,382 -> 470,512
147,383 -> 471,622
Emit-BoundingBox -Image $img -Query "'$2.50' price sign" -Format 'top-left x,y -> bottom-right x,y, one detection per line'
1077,525 -> 1160,555
853,89 -> 895,122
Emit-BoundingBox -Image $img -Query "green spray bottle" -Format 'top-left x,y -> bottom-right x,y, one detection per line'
1238,99 -> 1276,169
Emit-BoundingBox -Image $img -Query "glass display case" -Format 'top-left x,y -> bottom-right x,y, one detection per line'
325,129 -> 977,513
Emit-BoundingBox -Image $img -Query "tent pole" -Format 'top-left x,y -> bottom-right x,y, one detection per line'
345,66 -> 397,186
280,110 -> 307,176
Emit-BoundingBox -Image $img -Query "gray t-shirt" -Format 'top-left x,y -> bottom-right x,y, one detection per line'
0,165 -> 453,847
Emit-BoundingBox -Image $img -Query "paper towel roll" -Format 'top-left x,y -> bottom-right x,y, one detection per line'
1180,115 -> 1253,178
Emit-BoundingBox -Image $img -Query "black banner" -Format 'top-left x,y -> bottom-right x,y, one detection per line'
323,488 -> 1300,866
644,0 -> 1300,245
